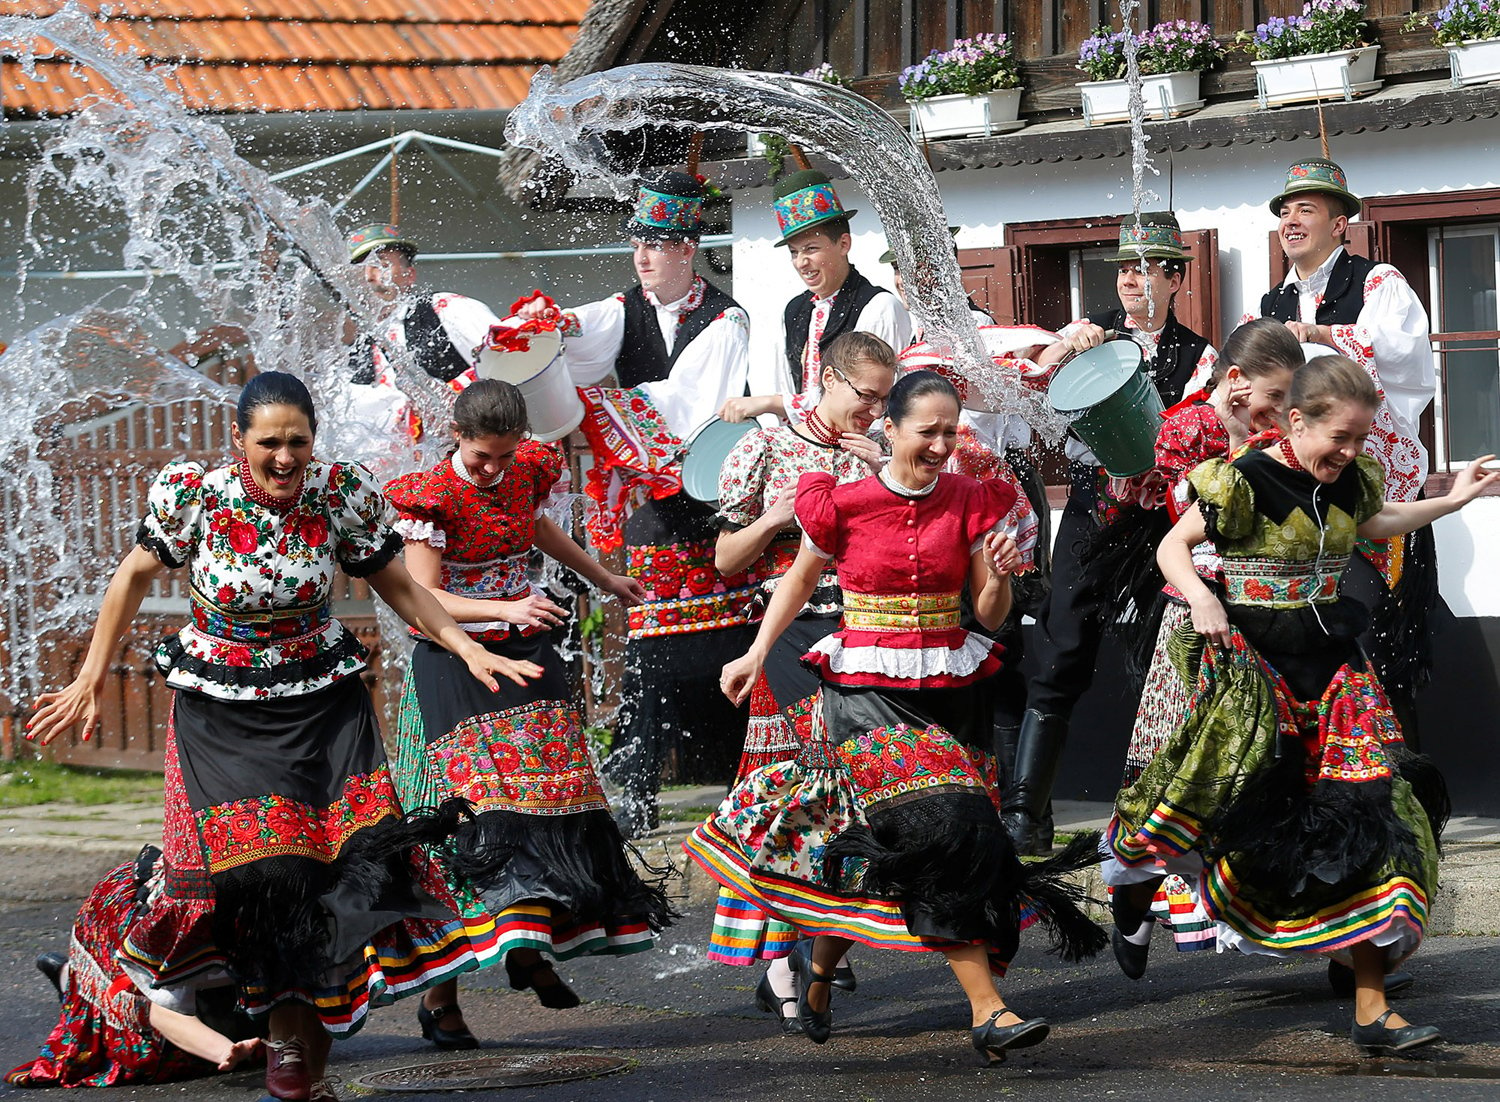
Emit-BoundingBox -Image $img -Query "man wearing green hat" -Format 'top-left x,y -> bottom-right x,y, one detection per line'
1002,211 -> 1217,857
723,170 -> 910,424
517,171 -> 753,837
344,223 -> 503,446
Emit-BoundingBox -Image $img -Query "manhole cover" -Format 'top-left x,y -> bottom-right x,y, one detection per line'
354,1053 -> 631,1092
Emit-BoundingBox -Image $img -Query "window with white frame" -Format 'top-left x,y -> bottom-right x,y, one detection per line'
1428,223 -> 1500,469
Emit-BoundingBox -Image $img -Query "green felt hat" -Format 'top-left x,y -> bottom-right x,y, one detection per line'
347,223 -> 417,263
1108,211 -> 1191,263
622,170 -> 705,242
1270,158 -> 1361,218
880,226 -> 960,266
772,169 -> 856,247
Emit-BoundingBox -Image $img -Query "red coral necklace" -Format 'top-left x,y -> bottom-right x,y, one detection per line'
804,407 -> 841,447
1277,436 -> 1307,472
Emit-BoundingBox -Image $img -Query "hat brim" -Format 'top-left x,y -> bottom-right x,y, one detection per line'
1108,246 -> 1191,263
621,216 -> 698,243
775,208 -> 858,247
1270,184 -> 1361,219
350,239 -> 417,263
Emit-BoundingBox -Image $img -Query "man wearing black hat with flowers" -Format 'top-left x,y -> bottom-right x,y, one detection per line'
1261,157 -> 1437,746
343,223 -> 503,450
519,171 -> 753,836
1003,212 -> 1217,857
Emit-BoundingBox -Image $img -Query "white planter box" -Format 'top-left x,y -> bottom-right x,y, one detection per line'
1252,45 -> 1381,108
1077,70 -> 1204,126
907,89 -> 1024,140
1449,37 -> 1500,87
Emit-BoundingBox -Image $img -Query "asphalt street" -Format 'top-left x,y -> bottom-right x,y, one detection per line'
1,851 -> 1499,1102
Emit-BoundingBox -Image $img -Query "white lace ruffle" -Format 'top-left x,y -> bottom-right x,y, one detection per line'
805,632 -> 995,679
393,517 -> 446,548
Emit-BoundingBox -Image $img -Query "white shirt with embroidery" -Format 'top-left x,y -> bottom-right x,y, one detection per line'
768,287 -> 913,422
1280,246 -> 1434,500
559,279 -> 751,439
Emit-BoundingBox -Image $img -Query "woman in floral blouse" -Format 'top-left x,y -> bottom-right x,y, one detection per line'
384,379 -> 671,1046
27,372 -> 532,1102
706,331 -> 891,1029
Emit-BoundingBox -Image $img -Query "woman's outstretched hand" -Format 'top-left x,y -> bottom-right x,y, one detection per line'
29,678 -> 105,746
983,531 -> 1021,579
465,649 -> 543,692
1448,454 -> 1500,508
720,652 -> 762,706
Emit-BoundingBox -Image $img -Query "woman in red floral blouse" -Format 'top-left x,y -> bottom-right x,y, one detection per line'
385,379 -> 671,1048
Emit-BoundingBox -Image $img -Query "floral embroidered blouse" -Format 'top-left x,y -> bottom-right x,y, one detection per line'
715,426 -> 867,616
795,471 -> 1015,690
137,459 -> 402,701
384,441 -> 565,641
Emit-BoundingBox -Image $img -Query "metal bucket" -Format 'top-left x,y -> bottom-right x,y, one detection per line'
680,417 -> 758,505
1047,341 -> 1163,477
474,319 -> 583,443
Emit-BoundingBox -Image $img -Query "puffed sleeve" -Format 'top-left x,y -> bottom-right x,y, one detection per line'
792,471 -> 838,559
136,461 -> 205,569
1353,454 -> 1387,525
715,429 -> 771,532
965,477 -> 1020,553
383,470 -> 447,549
328,462 -> 403,577
1187,458 -> 1255,543
516,440 -> 566,510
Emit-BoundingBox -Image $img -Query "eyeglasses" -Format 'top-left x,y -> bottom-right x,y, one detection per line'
831,365 -> 888,410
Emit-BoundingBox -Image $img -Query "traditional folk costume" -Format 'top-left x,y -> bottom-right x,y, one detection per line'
119,459 -> 483,1035
705,425 -> 870,965
1004,213 -> 1218,853
765,171 -> 912,423
8,847 -> 254,1089
559,173 -> 755,830
341,224 -> 497,450
1106,444 -> 1445,965
384,443 -> 671,967
687,471 -> 1102,969
1259,159 -> 1438,722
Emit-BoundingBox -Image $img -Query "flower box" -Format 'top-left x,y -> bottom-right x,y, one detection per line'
907,89 -> 1023,140
1252,45 -> 1381,108
1448,37 -> 1500,87
1077,70 -> 1204,126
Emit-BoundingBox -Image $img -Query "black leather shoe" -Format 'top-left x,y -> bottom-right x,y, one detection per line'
1327,959 -> 1415,998
1351,1009 -> 1441,1055
506,955 -> 581,1010
971,1009 -> 1050,1065
754,969 -> 804,1035
35,952 -> 66,1000
787,942 -> 833,1044
830,961 -> 857,993
1109,887 -> 1153,981
417,1002 -> 479,1050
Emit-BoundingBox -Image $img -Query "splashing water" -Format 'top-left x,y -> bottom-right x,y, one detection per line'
1119,0 -> 1162,328
506,63 -> 1069,440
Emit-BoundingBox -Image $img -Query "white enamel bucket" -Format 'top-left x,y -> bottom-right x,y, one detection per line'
474,318 -> 584,442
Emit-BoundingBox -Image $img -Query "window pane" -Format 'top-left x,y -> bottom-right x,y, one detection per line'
1438,231 -> 1500,462
1080,252 -> 1119,320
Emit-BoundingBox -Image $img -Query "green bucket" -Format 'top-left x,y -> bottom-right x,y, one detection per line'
1046,341 -> 1165,477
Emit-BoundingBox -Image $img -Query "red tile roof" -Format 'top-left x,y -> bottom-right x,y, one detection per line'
0,0 -> 587,117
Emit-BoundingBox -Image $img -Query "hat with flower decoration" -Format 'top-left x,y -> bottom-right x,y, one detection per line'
1108,211 -> 1192,263
1270,158 -> 1361,219
622,171 -> 705,243
772,169 -> 857,247
348,223 -> 418,263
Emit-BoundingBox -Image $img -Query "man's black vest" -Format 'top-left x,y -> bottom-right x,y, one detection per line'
1087,306 -> 1211,407
615,280 -> 740,388
783,265 -> 889,392
1260,249 -> 1378,326
348,294 -> 473,385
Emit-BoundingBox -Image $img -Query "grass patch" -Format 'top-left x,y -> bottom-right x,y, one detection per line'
657,804 -> 718,824
0,759 -> 162,808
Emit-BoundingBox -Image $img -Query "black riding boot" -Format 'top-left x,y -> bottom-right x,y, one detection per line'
1002,709 -> 1067,856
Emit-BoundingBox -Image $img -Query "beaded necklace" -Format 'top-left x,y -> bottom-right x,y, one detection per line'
1277,435 -> 1307,472
805,406 -> 842,447
236,458 -> 303,513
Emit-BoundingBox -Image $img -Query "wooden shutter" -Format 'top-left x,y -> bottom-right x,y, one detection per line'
1176,228 -> 1221,348
956,245 -> 1025,325
1267,220 -> 1379,290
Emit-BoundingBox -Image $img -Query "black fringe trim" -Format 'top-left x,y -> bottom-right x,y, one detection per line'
444,806 -> 677,931
1076,503 -> 1173,691
340,530 -> 404,579
135,521 -> 187,569
1388,744 -> 1451,854
154,629 -> 369,689
1366,525 -> 1441,703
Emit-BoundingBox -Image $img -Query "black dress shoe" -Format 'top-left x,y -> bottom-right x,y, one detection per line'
971,1009 -> 1050,1066
1351,1009 -> 1441,1055
35,952 -> 66,1000
787,942 -> 832,1044
506,955 -> 581,1010
830,961 -> 857,993
1109,888 -> 1153,981
754,970 -> 804,1035
417,1002 -> 479,1050
1327,959 -> 1415,998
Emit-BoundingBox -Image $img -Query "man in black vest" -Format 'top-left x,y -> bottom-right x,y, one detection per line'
1261,158 -> 1437,738
522,172 -> 753,837
1004,212 -> 1218,856
720,169 -> 910,424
